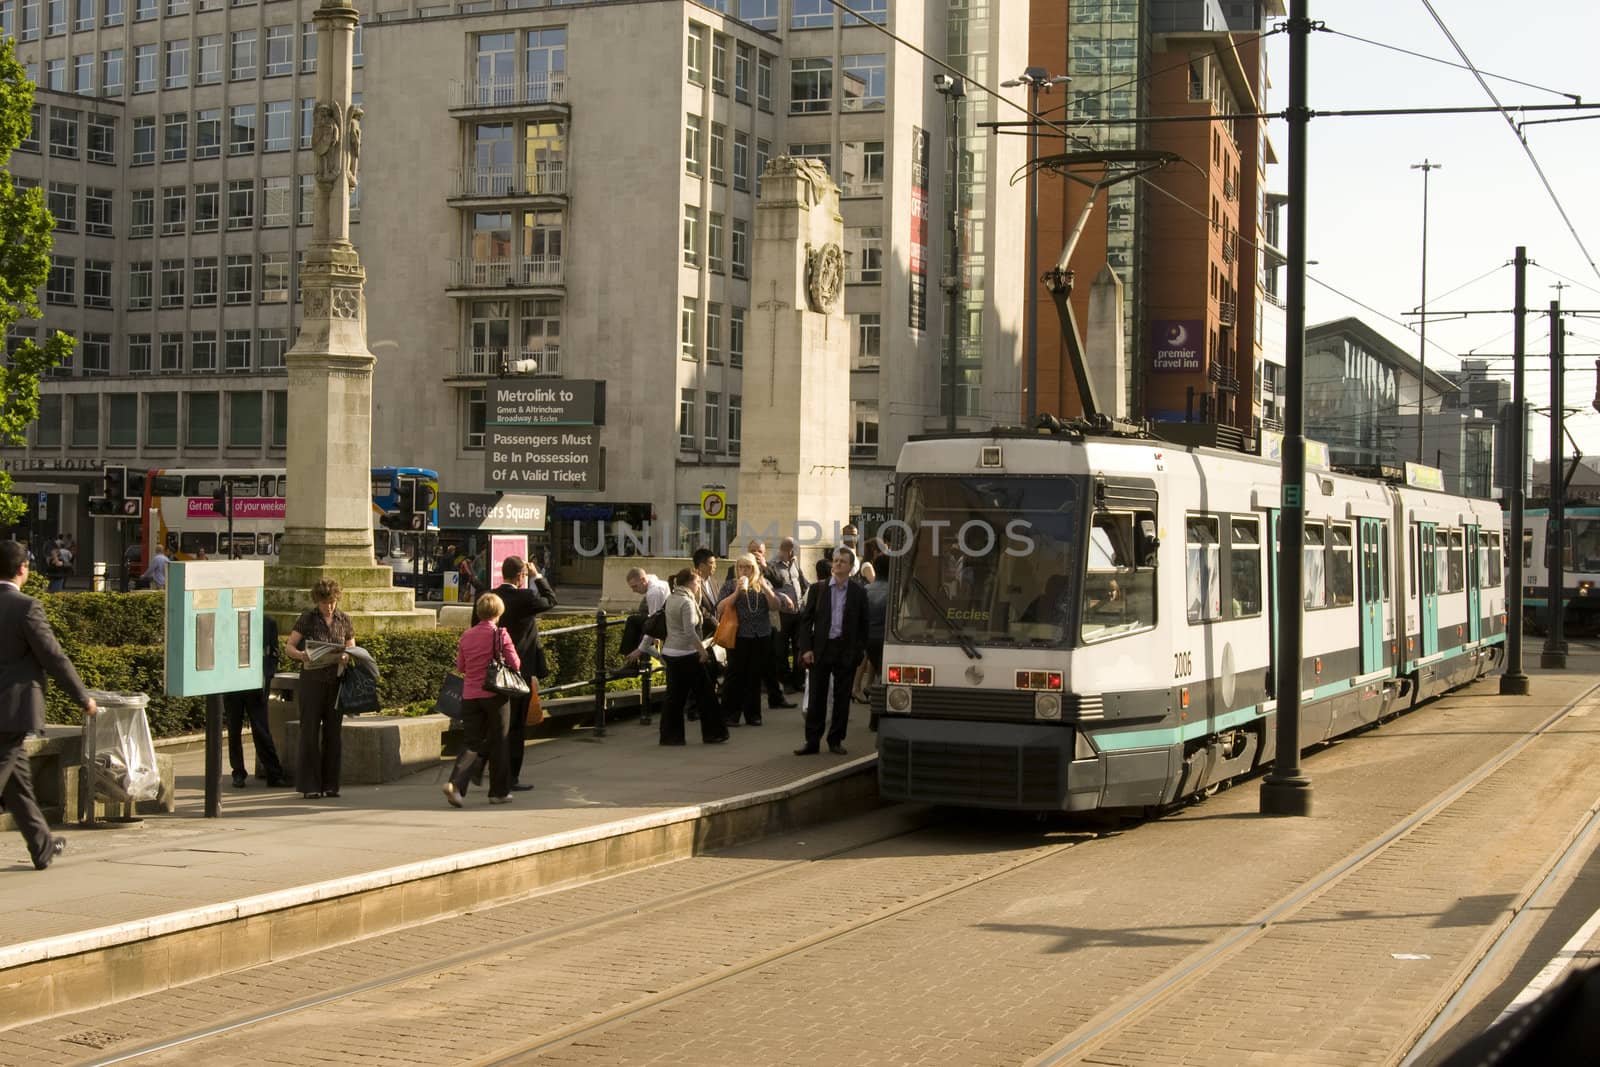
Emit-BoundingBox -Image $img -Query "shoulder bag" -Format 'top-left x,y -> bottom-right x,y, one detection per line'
484,626 -> 531,698
713,601 -> 741,650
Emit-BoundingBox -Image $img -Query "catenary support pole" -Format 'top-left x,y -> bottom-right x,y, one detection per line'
1501,248 -> 1530,694
1542,300 -> 1568,668
1261,0 -> 1312,817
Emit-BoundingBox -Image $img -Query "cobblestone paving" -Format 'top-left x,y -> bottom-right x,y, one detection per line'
7,670 -> 1599,1067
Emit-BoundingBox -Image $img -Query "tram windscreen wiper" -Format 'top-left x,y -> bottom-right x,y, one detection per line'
906,574 -> 982,660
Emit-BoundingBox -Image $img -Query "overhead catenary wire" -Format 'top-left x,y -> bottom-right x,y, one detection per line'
1316,26 -> 1582,102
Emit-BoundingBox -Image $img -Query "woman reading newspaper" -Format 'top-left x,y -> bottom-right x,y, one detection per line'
285,578 -> 357,799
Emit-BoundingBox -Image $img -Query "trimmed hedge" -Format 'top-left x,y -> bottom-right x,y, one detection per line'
33,592 -> 643,737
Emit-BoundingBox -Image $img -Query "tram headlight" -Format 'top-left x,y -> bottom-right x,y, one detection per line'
886,686 -> 913,714
1034,692 -> 1062,720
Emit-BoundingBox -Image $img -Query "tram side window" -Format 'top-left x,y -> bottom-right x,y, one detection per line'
1303,523 -> 1327,608
1521,528 -> 1531,568
1230,517 -> 1262,617
1434,529 -> 1450,594
1446,530 -> 1464,593
1328,523 -> 1354,606
1081,510 -> 1156,642
1185,515 -> 1221,623
1381,522 -> 1391,600
1485,532 -> 1503,587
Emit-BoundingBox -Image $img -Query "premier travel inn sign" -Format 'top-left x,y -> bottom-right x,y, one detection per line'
487,379 -> 606,492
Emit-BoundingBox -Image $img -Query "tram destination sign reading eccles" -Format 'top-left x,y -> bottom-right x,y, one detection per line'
488,379 -> 606,492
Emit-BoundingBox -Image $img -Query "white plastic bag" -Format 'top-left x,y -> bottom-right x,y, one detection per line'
84,690 -> 162,803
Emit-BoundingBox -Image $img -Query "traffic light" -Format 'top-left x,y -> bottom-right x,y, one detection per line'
103,465 -> 126,505
211,484 -> 227,516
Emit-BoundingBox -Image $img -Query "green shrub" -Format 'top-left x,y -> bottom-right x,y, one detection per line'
43,591 -> 166,651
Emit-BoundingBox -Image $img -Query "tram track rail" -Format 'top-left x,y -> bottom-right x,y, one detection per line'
52,673 -> 1600,1067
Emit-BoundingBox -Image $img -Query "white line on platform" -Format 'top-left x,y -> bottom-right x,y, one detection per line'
1494,903 -> 1600,1024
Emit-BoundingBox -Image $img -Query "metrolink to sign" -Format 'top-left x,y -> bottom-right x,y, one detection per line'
486,427 -> 602,491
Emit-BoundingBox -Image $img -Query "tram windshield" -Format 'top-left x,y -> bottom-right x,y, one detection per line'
890,475 -> 1083,647
1568,517 -> 1600,573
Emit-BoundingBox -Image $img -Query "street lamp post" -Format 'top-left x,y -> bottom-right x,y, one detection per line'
1412,159 -> 1442,465
1002,67 -> 1069,424
935,74 -> 966,433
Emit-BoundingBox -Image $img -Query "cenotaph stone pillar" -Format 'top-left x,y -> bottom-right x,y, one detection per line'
265,0 -> 431,632
736,158 -> 851,558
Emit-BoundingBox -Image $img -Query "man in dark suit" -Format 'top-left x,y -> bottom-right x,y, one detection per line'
0,541 -> 97,869
493,555 -> 557,791
795,546 -> 870,756
224,614 -> 288,787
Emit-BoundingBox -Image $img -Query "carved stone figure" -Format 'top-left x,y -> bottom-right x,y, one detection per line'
346,106 -> 363,189
313,102 -> 343,184
805,242 -> 845,314
789,156 -> 831,208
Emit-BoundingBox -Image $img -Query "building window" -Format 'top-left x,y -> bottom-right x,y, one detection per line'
259,251 -> 289,303
133,42 -> 155,92
679,388 -> 696,449
46,256 -> 75,305
843,140 -> 884,195
129,190 -> 154,239
108,394 -> 137,446
224,328 -> 252,371
731,219 -> 748,279
193,182 -> 219,233
190,330 -> 217,371
756,139 -> 770,196
81,333 -> 111,376
711,33 -> 728,94
197,33 -> 222,84
704,391 -> 720,449
195,108 -> 221,159
855,313 -> 881,368
227,179 -> 254,230
159,331 -> 184,371
848,226 -> 883,283
85,187 -> 112,235
191,257 -> 218,306
73,52 -> 93,94
163,112 -> 187,162
730,306 -> 744,367
225,255 -> 252,304
708,212 -> 724,273
297,174 -> 314,225
265,24 -> 292,76
682,205 -> 700,267
710,122 -> 726,184
790,58 -> 832,114
739,0 -> 776,32
70,395 -> 98,448
101,49 -> 123,95
260,176 -> 290,227
788,142 -> 830,174
791,0 -> 831,29
128,333 -> 152,374
131,116 -> 154,164
159,258 -> 185,307
45,57 -> 65,91
851,399 -> 879,459
229,392 -> 264,447
844,0 -> 886,26
127,261 -> 152,309
685,23 -> 705,86
734,43 -> 751,104
229,104 -> 256,155
48,181 -> 77,232
160,186 -> 185,235
464,388 -> 486,449
35,396 -> 62,448
728,393 -> 741,454
841,54 -> 886,111
83,259 -> 111,308
681,297 -> 698,359
757,53 -> 773,111
684,113 -> 703,176
187,392 -> 220,448
164,38 -> 188,89
87,114 -> 115,163
72,0 -> 92,30
706,302 -> 722,364
146,394 -> 178,448
732,132 -> 749,192
300,23 -> 316,73
258,327 -> 287,369
262,100 -> 291,151
271,390 -> 288,448
48,107 -> 79,159
231,29 -> 257,80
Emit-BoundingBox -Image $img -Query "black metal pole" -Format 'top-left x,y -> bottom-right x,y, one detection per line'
1501,247 -> 1530,694
592,609 -> 608,737
1025,80 -> 1040,424
944,86 -> 963,432
226,482 -> 234,558
204,693 -> 223,817
1261,0 -> 1312,817
1542,300 -> 1568,668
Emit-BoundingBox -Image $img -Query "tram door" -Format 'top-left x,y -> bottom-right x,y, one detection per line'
1359,518 -> 1384,674
1419,522 -> 1439,657
1465,524 -> 1481,643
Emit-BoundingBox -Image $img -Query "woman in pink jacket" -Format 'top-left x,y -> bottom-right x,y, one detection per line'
444,592 -> 522,807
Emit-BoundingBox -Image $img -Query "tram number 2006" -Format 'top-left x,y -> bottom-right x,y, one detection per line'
1174,652 -> 1193,678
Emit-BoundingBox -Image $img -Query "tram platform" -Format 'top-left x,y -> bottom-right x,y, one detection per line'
0,703 -> 874,1028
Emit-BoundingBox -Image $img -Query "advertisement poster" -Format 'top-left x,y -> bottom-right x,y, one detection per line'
491,534 -> 528,583
1151,319 -> 1205,372
908,125 -> 929,336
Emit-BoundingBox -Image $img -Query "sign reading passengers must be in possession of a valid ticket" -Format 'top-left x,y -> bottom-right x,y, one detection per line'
487,379 -> 606,492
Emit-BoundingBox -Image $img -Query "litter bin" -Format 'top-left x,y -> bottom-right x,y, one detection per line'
91,560 -> 107,592
79,689 -> 162,825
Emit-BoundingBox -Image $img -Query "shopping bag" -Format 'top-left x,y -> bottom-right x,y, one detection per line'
713,605 -> 740,650
436,673 -> 465,719
526,682 -> 546,727
337,666 -> 381,713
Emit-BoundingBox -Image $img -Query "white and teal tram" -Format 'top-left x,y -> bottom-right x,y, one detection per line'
873,427 -> 1506,812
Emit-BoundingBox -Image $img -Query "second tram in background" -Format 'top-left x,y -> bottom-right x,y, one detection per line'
873,426 -> 1505,813
1520,504 -> 1600,635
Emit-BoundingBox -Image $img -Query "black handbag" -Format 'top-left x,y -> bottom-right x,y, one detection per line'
336,666 -> 381,713
485,627 -> 531,698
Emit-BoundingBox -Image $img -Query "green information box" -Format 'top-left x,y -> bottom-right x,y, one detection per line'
164,560 -> 265,697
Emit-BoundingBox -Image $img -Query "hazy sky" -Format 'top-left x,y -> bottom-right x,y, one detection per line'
1261,1 -> 1600,459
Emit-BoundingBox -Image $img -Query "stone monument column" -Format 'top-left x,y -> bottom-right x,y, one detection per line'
737,158 -> 851,557
266,0 -> 431,632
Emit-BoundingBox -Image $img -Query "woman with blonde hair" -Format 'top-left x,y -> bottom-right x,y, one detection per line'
445,592 -> 522,806
285,578 -> 356,799
717,554 -> 783,726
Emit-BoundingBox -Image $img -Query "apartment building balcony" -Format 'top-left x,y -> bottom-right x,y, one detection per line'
453,345 -> 562,379
1218,299 -> 1237,327
448,161 -> 569,201
1221,238 -> 1235,264
446,256 -> 565,295
448,75 -> 570,118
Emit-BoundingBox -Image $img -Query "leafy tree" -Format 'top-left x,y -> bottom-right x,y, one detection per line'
0,37 -> 75,526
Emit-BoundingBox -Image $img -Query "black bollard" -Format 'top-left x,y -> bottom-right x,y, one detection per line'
639,657 -> 653,726
204,693 -> 224,817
